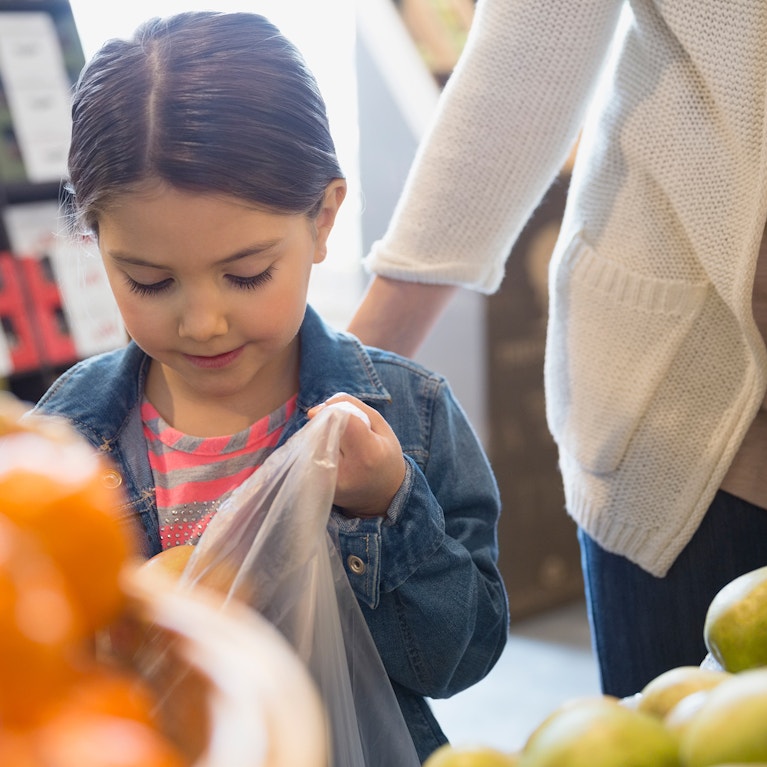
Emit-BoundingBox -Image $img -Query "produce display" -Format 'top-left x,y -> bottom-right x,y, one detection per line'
0,393 -> 326,767
0,394 -> 186,766
424,745 -> 519,766
425,563 -> 767,767
704,565 -> 767,672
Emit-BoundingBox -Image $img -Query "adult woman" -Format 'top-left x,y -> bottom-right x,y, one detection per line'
349,0 -> 767,697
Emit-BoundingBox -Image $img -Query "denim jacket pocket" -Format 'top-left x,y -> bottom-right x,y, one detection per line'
544,234 -> 708,475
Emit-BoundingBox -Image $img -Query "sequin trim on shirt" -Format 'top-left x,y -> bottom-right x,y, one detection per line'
141,395 -> 297,550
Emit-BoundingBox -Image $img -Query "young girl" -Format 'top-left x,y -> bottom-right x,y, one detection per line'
34,11 -> 508,763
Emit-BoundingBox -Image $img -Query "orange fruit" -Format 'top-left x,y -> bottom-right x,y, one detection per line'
141,545 -> 196,581
141,545 -> 239,597
30,661 -> 190,765
51,663 -> 160,727
0,515 -> 83,725
35,710 -> 188,767
0,729 -> 40,767
0,425 -> 138,635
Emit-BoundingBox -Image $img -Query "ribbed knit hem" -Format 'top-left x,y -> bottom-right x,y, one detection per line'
564,476 -> 708,578
562,359 -> 765,578
362,250 -> 503,295
571,245 -> 708,317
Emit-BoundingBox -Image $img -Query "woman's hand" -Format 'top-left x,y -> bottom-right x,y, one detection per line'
307,393 -> 406,518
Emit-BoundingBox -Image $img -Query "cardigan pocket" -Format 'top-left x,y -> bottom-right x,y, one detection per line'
544,234 -> 708,475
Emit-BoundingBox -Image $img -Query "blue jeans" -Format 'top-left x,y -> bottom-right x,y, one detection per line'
579,490 -> 767,698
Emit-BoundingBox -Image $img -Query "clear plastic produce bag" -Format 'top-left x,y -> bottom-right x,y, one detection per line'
180,404 -> 421,767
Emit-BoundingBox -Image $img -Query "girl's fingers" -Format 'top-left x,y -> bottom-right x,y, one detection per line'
307,393 -> 376,429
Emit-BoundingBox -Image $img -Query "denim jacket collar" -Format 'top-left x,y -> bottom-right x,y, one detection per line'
296,305 -> 392,413
60,304 -> 391,450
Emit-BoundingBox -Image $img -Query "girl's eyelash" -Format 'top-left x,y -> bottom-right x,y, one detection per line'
124,268 -> 273,296
126,276 -> 172,296
227,268 -> 274,290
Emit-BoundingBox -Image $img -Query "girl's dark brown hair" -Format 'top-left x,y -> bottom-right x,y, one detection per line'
65,11 -> 344,234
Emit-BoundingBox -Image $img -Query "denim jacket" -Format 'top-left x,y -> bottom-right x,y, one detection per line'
34,305 -> 509,762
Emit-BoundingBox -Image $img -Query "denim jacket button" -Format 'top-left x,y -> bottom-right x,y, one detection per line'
347,554 -> 366,575
102,469 -> 123,489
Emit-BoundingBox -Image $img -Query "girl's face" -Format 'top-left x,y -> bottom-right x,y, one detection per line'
97,181 -> 346,434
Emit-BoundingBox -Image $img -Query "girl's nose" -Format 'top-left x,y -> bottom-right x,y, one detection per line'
177,294 -> 228,341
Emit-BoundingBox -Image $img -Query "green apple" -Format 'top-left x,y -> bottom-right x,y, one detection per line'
423,744 -> 519,767
518,695 -> 680,767
636,665 -> 730,719
680,668 -> 767,766
704,565 -> 767,672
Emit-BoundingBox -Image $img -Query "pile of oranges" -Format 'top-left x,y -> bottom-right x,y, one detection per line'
0,393 -> 189,767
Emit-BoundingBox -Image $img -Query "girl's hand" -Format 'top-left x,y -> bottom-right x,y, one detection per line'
307,393 -> 406,518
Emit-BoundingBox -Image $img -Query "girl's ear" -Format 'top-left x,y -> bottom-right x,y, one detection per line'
313,179 -> 347,264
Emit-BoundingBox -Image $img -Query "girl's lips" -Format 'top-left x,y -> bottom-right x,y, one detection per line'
183,346 -> 244,369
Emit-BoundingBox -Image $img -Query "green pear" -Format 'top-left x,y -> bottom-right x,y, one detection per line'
663,689 -> 711,742
423,744 -> 519,767
680,668 -> 767,766
518,696 -> 680,767
637,665 -> 730,719
704,565 -> 767,672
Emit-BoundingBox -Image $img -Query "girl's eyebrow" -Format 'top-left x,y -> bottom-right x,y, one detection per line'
107,241 -> 281,269
219,241 -> 281,264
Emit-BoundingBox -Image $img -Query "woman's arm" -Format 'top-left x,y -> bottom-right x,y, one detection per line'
347,276 -> 457,356
352,0 -> 625,354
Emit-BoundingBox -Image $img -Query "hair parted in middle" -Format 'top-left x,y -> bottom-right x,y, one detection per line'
66,11 -> 344,235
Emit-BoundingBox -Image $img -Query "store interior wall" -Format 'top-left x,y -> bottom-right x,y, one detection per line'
355,5 -> 489,446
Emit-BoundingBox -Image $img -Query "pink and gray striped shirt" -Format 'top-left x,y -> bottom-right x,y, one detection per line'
141,395 -> 297,550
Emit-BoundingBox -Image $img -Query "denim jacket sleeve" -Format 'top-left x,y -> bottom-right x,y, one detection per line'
332,376 -> 509,700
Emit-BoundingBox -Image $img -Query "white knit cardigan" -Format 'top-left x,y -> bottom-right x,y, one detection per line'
365,0 -> 767,576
